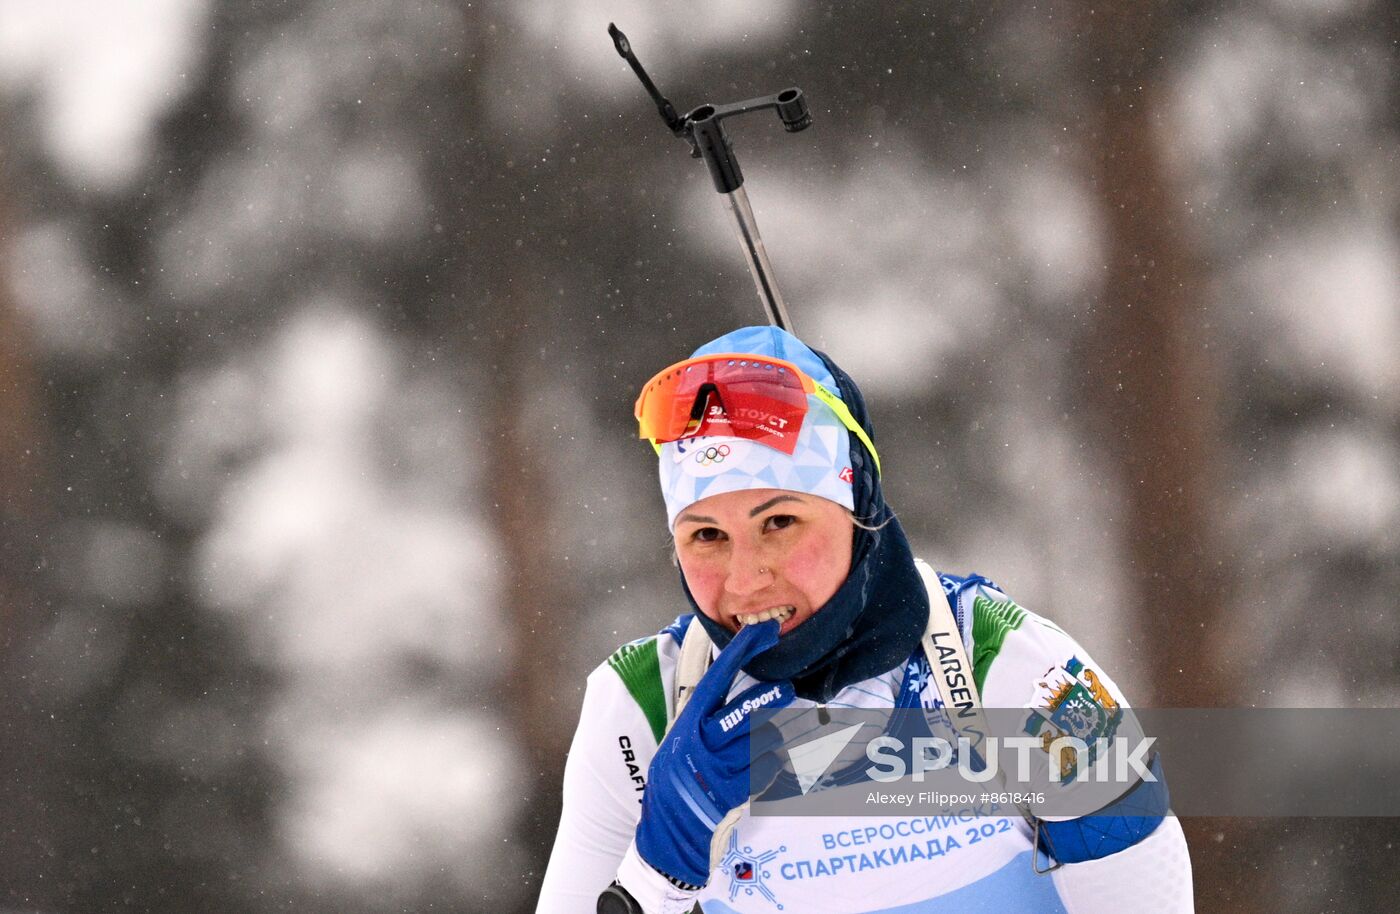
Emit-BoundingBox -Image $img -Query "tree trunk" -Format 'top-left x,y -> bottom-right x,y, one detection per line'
1076,4 -> 1261,911
0,180 -> 61,908
486,278 -> 577,910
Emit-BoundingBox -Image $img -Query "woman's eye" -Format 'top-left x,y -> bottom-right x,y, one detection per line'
692,527 -> 725,543
765,514 -> 797,531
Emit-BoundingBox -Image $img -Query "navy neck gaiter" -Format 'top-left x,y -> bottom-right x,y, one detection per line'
680,350 -> 930,703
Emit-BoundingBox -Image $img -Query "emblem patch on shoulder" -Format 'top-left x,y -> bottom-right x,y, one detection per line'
1023,656 -> 1123,781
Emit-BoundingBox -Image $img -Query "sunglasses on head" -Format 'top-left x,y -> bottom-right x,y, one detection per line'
634,352 -> 880,475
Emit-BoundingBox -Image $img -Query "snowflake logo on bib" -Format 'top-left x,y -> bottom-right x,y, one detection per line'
720,831 -> 785,908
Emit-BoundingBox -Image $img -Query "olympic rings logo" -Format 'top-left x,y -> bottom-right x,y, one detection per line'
694,444 -> 731,466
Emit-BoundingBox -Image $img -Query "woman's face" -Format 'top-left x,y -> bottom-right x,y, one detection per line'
673,487 -> 854,636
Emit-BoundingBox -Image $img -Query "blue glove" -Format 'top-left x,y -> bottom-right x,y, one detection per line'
636,620 -> 795,888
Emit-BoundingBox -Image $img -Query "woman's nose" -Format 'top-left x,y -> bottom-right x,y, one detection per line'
724,549 -> 773,597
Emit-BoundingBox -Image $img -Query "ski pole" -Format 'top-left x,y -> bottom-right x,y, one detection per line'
608,23 -> 811,334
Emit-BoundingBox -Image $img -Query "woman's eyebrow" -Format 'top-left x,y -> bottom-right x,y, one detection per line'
677,512 -> 718,526
749,494 -> 802,517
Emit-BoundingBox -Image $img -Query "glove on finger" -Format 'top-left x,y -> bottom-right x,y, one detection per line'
636,620 -> 795,887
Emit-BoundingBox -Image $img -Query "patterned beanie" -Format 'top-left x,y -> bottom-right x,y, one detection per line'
657,326 -> 855,529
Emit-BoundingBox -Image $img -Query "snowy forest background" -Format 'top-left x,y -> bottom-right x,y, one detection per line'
1,1 -> 1396,911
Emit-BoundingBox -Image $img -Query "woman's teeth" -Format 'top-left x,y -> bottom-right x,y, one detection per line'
737,606 -> 795,627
